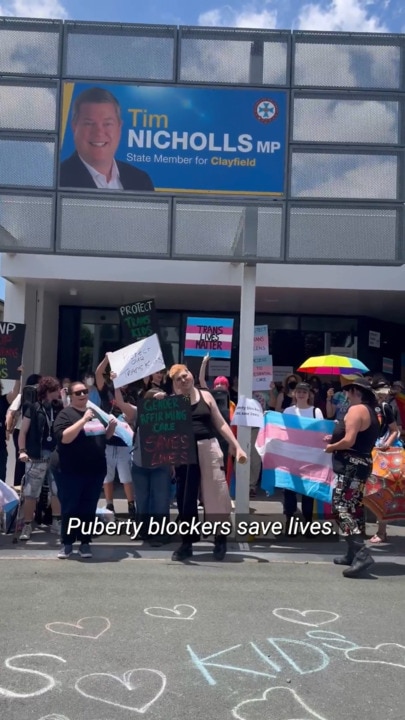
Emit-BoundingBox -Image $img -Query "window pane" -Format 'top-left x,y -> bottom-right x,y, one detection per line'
0,139 -> 55,187
0,194 -> 53,251
66,31 -> 174,80
288,206 -> 397,262
293,97 -> 398,144
59,196 -> 169,256
291,153 -> 397,200
0,85 -> 57,131
180,36 -> 287,84
0,27 -> 59,75
294,41 -> 400,89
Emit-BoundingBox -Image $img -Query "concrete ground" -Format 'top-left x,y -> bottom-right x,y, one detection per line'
0,557 -> 404,720
2,452 -> 405,720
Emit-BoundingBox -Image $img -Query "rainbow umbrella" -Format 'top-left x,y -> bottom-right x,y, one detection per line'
297,354 -> 369,376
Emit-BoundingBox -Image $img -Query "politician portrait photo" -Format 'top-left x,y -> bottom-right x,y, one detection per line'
59,86 -> 155,191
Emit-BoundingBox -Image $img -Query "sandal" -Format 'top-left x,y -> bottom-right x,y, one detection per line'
370,533 -> 387,544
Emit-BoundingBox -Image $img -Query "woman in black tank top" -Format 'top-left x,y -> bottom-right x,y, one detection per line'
324,378 -> 379,578
168,364 -> 247,563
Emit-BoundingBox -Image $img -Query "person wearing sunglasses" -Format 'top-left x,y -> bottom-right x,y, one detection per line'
52,381 -> 117,559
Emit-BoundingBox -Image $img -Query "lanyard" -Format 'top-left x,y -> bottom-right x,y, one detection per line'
44,407 -> 54,442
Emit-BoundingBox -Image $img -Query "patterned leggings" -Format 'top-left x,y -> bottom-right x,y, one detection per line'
332,455 -> 371,536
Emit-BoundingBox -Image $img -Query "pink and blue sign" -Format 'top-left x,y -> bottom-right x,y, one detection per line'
184,317 -> 234,358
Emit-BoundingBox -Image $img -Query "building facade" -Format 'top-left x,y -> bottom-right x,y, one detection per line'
1,19 -> 405,381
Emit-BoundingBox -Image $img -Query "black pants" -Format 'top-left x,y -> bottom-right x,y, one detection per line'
284,489 -> 314,522
55,471 -> 104,545
0,446 -> 7,483
13,430 -> 25,487
176,464 -> 201,545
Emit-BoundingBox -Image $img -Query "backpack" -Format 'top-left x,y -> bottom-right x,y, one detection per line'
21,384 -> 38,413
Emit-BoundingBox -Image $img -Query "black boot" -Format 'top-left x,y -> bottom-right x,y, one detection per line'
213,536 -> 227,561
342,542 -> 374,578
171,543 -> 193,562
333,536 -> 356,566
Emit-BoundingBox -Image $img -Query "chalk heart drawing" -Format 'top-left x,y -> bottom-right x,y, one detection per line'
144,604 -> 197,620
232,686 -> 329,720
75,668 -> 166,714
345,643 -> 405,669
45,617 -> 111,640
273,609 -> 339,628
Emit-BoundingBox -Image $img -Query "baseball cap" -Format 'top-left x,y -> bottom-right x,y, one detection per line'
213,376 -> 229,388
295,382 -> 310,391
341,377 -> 375,397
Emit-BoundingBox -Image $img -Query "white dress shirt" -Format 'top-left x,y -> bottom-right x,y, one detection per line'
79,156 -> 123,190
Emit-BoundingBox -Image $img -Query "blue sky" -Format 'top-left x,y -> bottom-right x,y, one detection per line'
0,0 -> 403,301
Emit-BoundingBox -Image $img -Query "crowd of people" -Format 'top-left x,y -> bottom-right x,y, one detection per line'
2,357 -> 403,577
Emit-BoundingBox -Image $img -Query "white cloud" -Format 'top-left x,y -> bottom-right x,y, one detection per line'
0,0 -> 68,18
297,0 -> 388,33
199,2 -> 277,29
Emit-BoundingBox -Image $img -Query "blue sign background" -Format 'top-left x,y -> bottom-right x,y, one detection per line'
60,83 -> 287,196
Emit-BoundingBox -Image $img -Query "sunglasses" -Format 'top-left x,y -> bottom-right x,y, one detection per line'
71,389 -> 89,397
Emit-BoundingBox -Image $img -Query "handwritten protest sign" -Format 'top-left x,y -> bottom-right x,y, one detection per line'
107,334 -> 165,390
184,317 -> 234,358
253,354 -> 273,390
231,396 -> 264,428
0,322 -> 25,379
253,325 -> 269,357
118,298 -> 159,345
138,395 -> 196,468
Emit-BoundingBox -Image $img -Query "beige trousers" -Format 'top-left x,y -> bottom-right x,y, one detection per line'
197,437 -> 232,517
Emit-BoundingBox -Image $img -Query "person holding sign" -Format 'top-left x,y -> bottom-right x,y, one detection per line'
114,385 -> 173,546
95,355 -> 136,520
169,364 -> 247,562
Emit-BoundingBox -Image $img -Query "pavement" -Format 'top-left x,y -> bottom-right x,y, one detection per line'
2,468 -> 405,720
0,557 -> 404,720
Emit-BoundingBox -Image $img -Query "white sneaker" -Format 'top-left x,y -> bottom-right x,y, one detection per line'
20,523 -> 32,541
50,519 -> 61,535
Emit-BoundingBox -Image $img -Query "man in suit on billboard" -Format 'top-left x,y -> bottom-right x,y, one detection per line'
60,87 -> 154,191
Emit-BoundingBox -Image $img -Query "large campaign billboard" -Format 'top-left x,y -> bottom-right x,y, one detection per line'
59,83 -> 287,196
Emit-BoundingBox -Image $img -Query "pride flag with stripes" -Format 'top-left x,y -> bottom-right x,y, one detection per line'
255,411 -> 336,504
184,317 -> 234,358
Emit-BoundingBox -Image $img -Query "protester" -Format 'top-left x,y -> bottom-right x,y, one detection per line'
83,371 -> 101,406
283,382 -> 324,530
369,381 -> 401,544
0,366 -> 23,482
169,363 -> 247,562
114,385 -> 172,546
18,376 -> 63,541
275,373 -> 301,412
53,381 -> 117,558
95,355 -> 136,519
325,377 -> 380,578
6,374 -> 42,487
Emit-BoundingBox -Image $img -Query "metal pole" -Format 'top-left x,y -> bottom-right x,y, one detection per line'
234,39 -> 263,516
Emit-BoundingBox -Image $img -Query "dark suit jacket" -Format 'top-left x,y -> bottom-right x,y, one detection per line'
59,152 -> 154,191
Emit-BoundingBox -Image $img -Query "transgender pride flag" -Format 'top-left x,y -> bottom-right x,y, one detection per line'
184,317 -> 234,358
255,411 -> 336,504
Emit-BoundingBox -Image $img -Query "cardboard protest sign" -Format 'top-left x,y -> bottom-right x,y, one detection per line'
118,299 -> 159,345
107,334 -> 165,389
138,395 -> 197,468
253,325 -> 269,357
253,354 -> 273,390
0,322 -> 25,380
184,317 -> 234,358
231,396 -> 264,428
